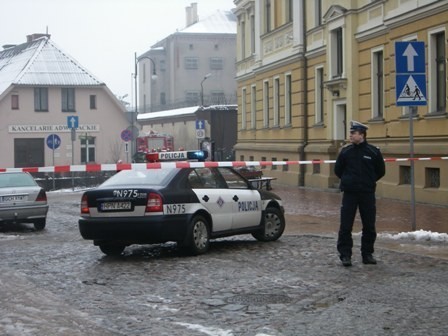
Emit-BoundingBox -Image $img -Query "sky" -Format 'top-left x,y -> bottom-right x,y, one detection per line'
0,0 -> 235,103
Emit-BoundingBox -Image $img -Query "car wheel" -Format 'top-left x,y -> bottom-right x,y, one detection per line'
99,245 -> 125,256
34,218 -> 46,231
252,207 -> 285,242
184,215 -> 210,255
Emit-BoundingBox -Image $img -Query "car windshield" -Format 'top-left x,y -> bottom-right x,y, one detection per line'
0,173 -> 37,188
101,168 -> 179,187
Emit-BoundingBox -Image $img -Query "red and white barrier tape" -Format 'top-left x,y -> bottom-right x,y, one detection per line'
1,157 -> 447,173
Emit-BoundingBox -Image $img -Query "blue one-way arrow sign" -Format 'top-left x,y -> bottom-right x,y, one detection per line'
395,41 -> 427,106
196,119 -> 205,130
67,116 -> 79,129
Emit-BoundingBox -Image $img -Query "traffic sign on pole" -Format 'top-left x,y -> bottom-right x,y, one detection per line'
67,116 -> 79,129
46,134 -> 61,150
395,41 -> 427,106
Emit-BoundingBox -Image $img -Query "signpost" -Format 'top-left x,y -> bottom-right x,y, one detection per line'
46,134 -> 61,190
67,116 -> 79,190
196,119 -> 205,149
121,129 -> 132,162
395,41 -> 427,231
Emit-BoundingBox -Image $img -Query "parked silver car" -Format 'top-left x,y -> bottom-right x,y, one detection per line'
0,172 -> 49,230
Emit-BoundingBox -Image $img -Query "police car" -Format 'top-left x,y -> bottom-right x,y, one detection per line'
78,150 -> 285,256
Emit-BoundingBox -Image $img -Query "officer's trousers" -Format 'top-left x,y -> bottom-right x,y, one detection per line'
337,191 -> 377,258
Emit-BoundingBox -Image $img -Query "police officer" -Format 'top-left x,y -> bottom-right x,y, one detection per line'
334,121 -> 386,266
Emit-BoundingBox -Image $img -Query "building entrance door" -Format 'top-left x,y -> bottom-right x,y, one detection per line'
14,138 -> 45,167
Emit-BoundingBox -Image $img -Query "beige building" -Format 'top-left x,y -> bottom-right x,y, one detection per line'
234,0 -> 447,205
0,34 -> 131,168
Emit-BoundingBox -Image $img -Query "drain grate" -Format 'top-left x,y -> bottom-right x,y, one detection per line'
226,294 -> 293,305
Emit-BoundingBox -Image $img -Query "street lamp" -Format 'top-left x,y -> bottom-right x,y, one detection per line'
200,73 -> 212,106
132,52 -> 157,159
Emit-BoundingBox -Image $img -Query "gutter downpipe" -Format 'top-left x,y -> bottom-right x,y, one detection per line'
299,0 -> 308,187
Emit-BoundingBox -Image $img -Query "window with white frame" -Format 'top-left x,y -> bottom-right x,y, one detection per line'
331,27 -> 344,78
240,18 -> 246,60
186,91 -> 200,105
250,15 -> 256,54
184,57 -> 199,69
429,30 -> 446,113
265,0 -> 271,33
285,73 -> 292,126
315,67 -> 324,124
251,85 -> 256,129
241,87 -> 247,130
315,0 -> 322,27
372,48 -> 384,119
286,0 -> 293,23
273,77 -> 280,127
210,57 -> 223,70
263,80 -> 270,127
81,136 -> 95,163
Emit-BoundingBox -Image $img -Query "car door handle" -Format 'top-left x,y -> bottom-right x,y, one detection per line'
233,195 -> 239,202
202,195 -> 209,202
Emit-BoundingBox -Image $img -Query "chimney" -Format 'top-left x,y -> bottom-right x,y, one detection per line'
26,33 -> 51,43
185,3 -> 198,27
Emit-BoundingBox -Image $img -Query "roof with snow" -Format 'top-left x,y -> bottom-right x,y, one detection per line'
179,10 -> 236,35
0,36 -> 104,95
137,104 -> 238,122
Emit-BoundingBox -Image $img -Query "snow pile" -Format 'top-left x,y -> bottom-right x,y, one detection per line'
380,230 -> 448,242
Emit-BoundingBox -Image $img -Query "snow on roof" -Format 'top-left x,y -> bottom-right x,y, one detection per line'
179,10 -> 236,35
0,36 -> 103,95
137,106 -> 200,121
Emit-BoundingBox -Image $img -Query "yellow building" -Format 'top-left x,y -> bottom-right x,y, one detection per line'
234,0 -> 447,206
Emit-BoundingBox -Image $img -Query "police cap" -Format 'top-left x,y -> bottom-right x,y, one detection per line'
350,120 -> 368,133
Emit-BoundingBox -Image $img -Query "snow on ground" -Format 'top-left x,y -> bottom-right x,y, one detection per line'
379,230 -> 448,242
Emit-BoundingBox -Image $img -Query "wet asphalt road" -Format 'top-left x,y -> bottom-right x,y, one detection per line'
0,189 -> 447,335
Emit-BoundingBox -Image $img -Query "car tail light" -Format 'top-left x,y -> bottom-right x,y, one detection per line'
81,193 -> 90,214
36,189 -> 47,202
145,193 -> 163,213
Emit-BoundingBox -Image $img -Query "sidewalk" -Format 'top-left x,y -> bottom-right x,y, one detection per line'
273,185 -> 448,259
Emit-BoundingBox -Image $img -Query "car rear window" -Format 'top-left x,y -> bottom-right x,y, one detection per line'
0,173 -> 37,188
101,168 -> 179,187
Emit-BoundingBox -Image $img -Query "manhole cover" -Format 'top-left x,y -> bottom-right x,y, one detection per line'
226,294 -> 292,305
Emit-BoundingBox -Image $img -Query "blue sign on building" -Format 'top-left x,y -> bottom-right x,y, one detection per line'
46,134 -> 61,150
67,116 -> 79,129
395,41 -> 427,106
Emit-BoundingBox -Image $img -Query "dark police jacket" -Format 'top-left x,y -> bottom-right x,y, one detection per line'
334,141 -> 386,193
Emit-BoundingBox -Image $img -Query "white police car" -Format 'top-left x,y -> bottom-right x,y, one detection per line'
78,151 -> 285,256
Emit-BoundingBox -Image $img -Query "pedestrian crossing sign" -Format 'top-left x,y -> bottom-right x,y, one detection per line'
395,41 -> 427,106
396,74 -> 427,106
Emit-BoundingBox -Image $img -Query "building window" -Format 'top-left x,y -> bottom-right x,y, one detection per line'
11,94 -> 19,110
315,0 -> 322,26
265,0 -> 271,33
184,57 -> 199,69
250,15 -> 255,54
90,95 -> 97,109
159,60 -> 166,71
189,44 -> 194,50
80,136 -> 95,163
263,80 -> 270,128
34,87 -> 48,112
271,157 -> 277,170
425,168 -> 440,188
211,91 -> 226,104
160,92 -> 166,105
282,159 -> 289,172
251,85 -> 256,129
210,57 -> 223,70
273,77 -> 280,127
399,166 -> 411,185
261,156 -> 267,169
315,67 -> 324,124
285,74 -> 292,126
241,87 -> 247,130
430,31 -> 446,113
331,27 -> 344,78
62,88 -> 76,112
240,19 -> 246,59
313,160 -> 321,174
186,91 -> 200,105
286,0 -> 293,22
240,155 -> 244,161
372,49 -> 384,119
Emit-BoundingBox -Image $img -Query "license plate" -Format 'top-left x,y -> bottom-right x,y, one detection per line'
100,201 -> 132,211
1,195 -> 28,203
